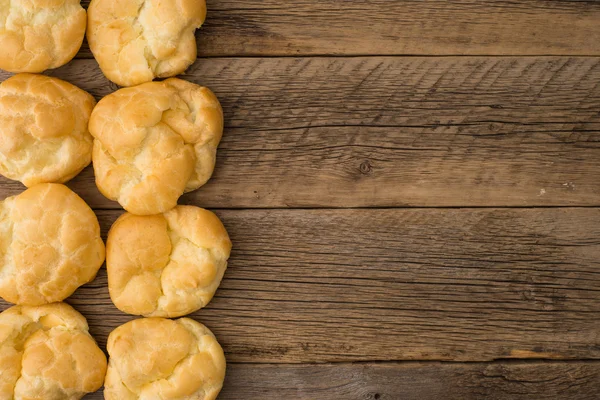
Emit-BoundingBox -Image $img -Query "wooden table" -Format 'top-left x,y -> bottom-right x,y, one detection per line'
1,1 -> 600,398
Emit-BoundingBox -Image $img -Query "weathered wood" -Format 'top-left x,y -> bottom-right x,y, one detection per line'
81,361 -> 600,400
1,57 -> 599,208
223,362 -> 600,400
75,0 -> 600,57
3,208 -> 599,363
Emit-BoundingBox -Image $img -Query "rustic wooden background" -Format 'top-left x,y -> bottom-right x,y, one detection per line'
1,1 -> 600,398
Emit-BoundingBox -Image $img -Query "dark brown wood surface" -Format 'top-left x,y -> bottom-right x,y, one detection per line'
6,208 -> 596,363
1,57 -> 599,208
1,0 -> 600,398
75,0 -> 600,56
81,361 -> 600,400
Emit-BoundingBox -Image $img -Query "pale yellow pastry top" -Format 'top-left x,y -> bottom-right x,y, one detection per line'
104,317 -> 226,400
0,303 -> 107,399
87,0 -> 206,87
0,74 -> 96,187
107,206 -> 232,317
90,78 -> 224,215
0,184 -> 106,305
0,0 -> 86,73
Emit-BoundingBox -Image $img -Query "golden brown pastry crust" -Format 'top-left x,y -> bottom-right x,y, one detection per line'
0,74 -> 96,187
107,206 -> 231,317
104,317 -> 226,400
89,78 -> 223,215
0,0 -> 86,73
0,184 -> 106,305
87,0 -> 206,87
0,303 -> 107,399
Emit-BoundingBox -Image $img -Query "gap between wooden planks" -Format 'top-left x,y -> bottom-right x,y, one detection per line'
0,57 -> 598,208
3,208 -> 598,363
75,0 -> 600,57
79,361 -> 600,400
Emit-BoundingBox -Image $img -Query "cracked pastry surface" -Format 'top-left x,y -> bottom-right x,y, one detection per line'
89,78 -> 224,216
0,0 -> 86,73
0,183 -> 106,305
104,317 -> 226,400
0,303 -> 107,399
87,0 -> 206,87
107,206 -> 231,317
0,74 -> 96,187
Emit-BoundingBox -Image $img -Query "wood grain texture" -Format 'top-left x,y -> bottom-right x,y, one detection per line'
1,57 -> 599,208
3,208 -> 598,363
76,0 -> 600,57
81,361 -> 600,400
0,1 -> 597,397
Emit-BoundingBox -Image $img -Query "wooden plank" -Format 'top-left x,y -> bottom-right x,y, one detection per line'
75,0 -> 600,57
222,362 -> 600,400
3,208 -> 599,362
81,361 -> 600,400
1,57 -> 599,208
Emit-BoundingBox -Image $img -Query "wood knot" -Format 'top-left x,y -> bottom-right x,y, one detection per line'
359,160 -> 373,175
488,123 -> 501,132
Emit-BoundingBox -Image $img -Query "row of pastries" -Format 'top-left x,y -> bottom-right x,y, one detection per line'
0,0 -> 231,399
